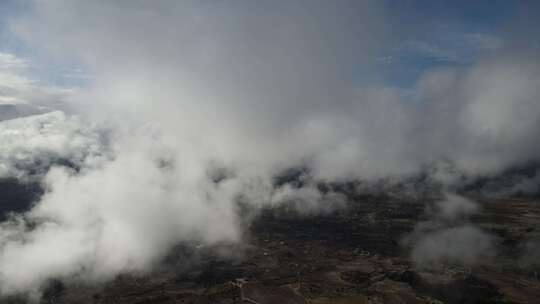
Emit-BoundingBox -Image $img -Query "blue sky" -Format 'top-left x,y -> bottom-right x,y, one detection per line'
376,0 -> 515,87
0,0 -> 33,66
0,0 -> 88,88
0,0 -> 524,89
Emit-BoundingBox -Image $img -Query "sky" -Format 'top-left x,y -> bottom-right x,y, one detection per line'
0,0 -> 519,90
373,0 -> 515,86
0,0 -> 88,89
0,0 -> 539,299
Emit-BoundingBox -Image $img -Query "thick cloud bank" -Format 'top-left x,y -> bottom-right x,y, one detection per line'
0,0 -> 539,297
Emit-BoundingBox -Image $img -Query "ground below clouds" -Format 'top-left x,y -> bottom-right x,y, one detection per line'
3,195 -> 539,304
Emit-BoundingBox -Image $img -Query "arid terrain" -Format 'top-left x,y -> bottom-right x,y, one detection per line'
3,191 -> 537,304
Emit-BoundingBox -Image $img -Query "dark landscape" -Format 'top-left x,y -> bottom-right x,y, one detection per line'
2,179 -> 539,304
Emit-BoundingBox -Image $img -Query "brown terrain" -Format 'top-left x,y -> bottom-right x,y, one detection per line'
6,193 -> 538,304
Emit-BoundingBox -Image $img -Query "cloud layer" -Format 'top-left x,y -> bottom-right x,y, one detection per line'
0,0 -> 539,297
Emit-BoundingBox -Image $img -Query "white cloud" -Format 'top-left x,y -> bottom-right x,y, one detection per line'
0,111 -> 106,180
410,225 -> 496,267
431,194 -> 479,222
404,195 -> 496,268
0,0 -> 538,297
0,52 -> 28,70
0,52 -> 74,111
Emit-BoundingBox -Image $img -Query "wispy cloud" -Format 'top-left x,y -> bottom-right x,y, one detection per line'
405,41 -> 459,62
0,52 -> 74,110
0,52 -> 28,70
465,33 -> 504,51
